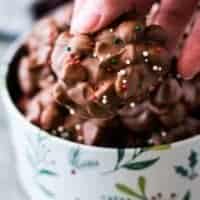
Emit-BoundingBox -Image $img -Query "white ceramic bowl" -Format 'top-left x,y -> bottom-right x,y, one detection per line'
1,38 -> 200,200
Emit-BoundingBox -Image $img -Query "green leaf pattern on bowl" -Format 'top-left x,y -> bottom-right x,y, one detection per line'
116,176 -> 192,200
26,133 -> 58,199
68,147 -> 99,171
174,149 -> 199,180
24,131 -> 199,200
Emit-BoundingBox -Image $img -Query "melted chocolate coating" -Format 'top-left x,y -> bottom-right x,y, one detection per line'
16,5 -> 200,148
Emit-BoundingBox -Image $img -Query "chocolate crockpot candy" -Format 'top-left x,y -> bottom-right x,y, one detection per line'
136,44 -> 171,70
51,33 -> 91,80
87,79 -> 121,117
26,99 -> 41,125
81,118 -> 118,146
91,79 -> 116,102
37,67 -> 55,89
96,29 -> 116,43
154,78 -> 183,106
17,9 -> 182,147
148,45 -> 171,67
52,33 -> 92,70
164,118 -> 200,144
82,58 -> 102,83
64,113 -> 82,130
51,32 -> 73,75
26,18 -> 59,51
26,85 -> 66,130
116,64 -> 160,101
52,82 -> 71,105
40,102 -> 65,130
164,126 -> 188,144
30,45 -> 52,66
31,85 -> 56,108
96,28 -> 125,50
86,102 -> 115,119
119,102 -> 157,132
182,81 -> 196,109
159,103 -> 187,128
144,25 -> 169,45
26,36 -> 39,53
115,67 -> 136,99
127,135 -> 149,148
192,78 -> 200,107
25,83 -> 54,122
18,56 -> 55,95
100,53 -> 125,73
118,101 -> 160,117
67,82 -> 93,106
18,56 -> 40,95
62,113 -> 83,141
68,35 -> 94,56
122,110 -> 156,132
184,118 -> 200,136
81,119 -> 104,145
26,86 -> 55,124
120,44 -> 136,64
86,90 -> 120,118
135,43 -> 148,62
149,134 -> 164,146
60,63 -> 88,86
115,20 -> 145,43
94,39 -> 123,61
17,96 -> 29,113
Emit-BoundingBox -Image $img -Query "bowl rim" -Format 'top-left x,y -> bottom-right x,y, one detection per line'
1,35 -> 200,153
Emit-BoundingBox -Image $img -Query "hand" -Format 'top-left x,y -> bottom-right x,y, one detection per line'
70,0 -> 154,34
70,0 -> 200,79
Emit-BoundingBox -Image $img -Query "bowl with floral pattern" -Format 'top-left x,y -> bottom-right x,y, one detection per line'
0,36 -> 200,200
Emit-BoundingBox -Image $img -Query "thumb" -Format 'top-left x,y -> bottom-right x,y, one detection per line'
70,0 -> 154,34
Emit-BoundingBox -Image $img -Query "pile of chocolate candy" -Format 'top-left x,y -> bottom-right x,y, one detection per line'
17,6 -> 200,147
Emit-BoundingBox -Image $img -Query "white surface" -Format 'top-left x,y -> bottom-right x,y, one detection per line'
0,43 -> 28,200
0,0 -> 33,33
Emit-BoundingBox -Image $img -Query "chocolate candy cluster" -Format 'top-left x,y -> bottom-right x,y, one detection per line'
17,7 -> 200,148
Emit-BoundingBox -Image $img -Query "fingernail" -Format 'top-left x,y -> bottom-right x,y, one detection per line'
71,8 -> 101,34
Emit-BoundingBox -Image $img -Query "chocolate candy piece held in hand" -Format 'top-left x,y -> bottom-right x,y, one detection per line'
154,78 -> 183,106
144,25 -> 169,45
67,82 -> 93,106
17,8 -> 200,147
51,32 -> 92,80
116,20 -> 145,43
82,58 -> 102,83
60,63 -> 88,86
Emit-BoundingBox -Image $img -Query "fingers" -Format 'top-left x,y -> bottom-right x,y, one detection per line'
73,0 -> 87,16
178,17 -> 200,79
71,0 -> 154,34
71,0 -> 87,30
154,0 -> 198,50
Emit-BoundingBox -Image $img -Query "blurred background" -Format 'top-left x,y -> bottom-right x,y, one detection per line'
0,0 -> 67,199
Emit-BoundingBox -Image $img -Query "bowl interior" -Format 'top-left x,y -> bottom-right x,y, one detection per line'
7,44 -> 27,105
4,38 -> 200,152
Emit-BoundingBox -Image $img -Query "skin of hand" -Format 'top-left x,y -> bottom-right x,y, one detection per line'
70,0 -> 200,80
